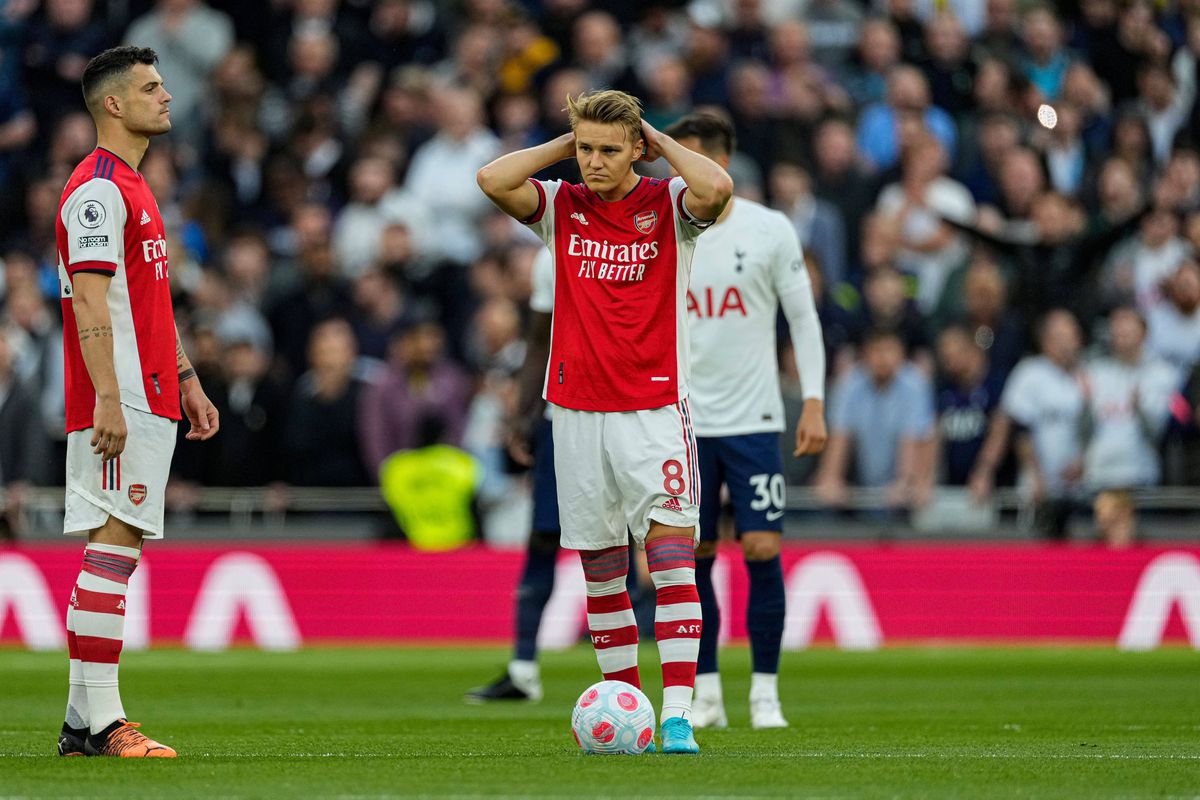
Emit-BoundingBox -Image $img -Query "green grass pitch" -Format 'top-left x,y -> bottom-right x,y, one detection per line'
1,646 -> 1198,798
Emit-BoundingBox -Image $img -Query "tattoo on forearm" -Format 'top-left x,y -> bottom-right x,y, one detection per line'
175,336 -> 187,372
78,325 -> 112,343
178,367 -> 196,383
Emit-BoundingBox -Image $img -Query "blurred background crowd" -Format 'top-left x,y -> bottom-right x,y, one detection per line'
1,0 -> 1199,544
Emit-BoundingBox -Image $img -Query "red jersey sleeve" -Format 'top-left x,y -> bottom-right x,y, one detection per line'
522,179 -> 562,247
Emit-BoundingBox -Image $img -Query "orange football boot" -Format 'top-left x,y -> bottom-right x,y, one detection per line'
84,720 -> 177,758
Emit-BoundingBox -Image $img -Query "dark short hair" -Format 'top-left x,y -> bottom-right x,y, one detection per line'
81,46 -> 159,114
664,111 -> 736,156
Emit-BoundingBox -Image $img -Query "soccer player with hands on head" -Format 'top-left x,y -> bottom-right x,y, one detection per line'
664,112 -> 826,730
55,46 -> 219,759
478,90 -> 732,753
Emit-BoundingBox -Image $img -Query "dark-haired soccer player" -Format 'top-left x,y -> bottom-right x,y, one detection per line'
664,112 -> 826,729
56,46 -> 219,758
478,90 -> 731,753
466,247 -> 564,703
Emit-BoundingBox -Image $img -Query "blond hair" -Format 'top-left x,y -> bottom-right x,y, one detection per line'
565,90 -> 643,143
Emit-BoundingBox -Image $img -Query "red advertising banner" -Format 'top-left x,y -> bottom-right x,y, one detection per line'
1,544 -> 1197,650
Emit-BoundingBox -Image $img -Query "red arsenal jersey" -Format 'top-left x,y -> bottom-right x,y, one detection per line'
56,147 -> 181,432
525,175 -> 709,412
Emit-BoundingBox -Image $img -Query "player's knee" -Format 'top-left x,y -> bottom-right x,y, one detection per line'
89,515 -> 145,549
741,532 -> 780,561
645,521 -> 693,543
694,540 -> 718,559
528,530 -> 559,554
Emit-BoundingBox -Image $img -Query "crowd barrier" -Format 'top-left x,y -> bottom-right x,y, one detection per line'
1,544 -> 1197,651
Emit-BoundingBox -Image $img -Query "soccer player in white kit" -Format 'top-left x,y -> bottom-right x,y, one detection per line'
478,90 -> 732,753
55,47 -> 219,758
664,114 -> 828,729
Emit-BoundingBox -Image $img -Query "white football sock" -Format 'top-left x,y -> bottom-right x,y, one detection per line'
508,659 -> 540,687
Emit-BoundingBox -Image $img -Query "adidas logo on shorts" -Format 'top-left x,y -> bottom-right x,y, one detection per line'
661,497 -> 683,512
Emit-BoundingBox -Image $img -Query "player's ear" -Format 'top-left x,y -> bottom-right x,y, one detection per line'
635,137 -> 645,161
104,94 -> 121,118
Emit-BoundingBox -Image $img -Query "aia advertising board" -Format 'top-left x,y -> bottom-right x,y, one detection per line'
1,544 -> 1197,651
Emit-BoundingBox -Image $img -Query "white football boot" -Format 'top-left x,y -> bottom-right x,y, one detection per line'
749,695 -> 789,729
749,672 -> 789,729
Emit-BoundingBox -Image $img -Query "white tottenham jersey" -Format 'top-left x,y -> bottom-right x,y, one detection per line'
687,199 -> 816,437
1082,355 -> 1178,489
530,246 -> 554,314
1000,356 -> 1084,496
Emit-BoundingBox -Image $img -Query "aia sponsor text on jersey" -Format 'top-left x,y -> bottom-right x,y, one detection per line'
687,285 -> 747,318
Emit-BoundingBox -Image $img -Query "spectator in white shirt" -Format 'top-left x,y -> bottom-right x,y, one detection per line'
1081,307 -> 1179,545
333,156 -> 431,279
123,0 -> 234,143
876,134 -> 976,313
403,84 -> 500,266
970,309 -> 1085,538
1146,260 -> 1200,381
1103,207 -> 1190,312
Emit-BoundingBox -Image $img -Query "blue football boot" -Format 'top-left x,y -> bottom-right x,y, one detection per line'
660,717 -> 700,754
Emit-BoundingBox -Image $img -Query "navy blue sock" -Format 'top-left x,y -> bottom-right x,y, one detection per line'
513,533 -> 558,661
695,555 -> 720,674
746,556 -> 785,674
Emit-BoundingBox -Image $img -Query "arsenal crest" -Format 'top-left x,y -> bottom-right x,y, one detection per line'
128,484 -> 147,506
634,210 -> 658,234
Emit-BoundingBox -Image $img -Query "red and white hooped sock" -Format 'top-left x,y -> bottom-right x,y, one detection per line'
70,543 -> 140,735
64,603 -> 89,731
646,535 -> 702,721
580,545 -> 640,688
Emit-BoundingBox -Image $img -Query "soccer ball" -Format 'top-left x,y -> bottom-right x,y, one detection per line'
570,680 -> 656,755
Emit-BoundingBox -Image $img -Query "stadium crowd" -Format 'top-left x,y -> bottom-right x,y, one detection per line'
1,0 -> 1199,543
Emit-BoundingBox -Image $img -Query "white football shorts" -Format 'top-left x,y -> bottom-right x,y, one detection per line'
64,405 -> 177,538
550,400 -> 701,550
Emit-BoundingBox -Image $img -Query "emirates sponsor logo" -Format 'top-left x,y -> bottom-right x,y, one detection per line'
141,237 -> 167,262
566,233 -> 657,283
567,234 -> 659,262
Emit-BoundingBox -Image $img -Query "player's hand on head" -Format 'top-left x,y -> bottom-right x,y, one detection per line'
639,118 -> 663,162
557,130 -> 577,160
91,398 -> 128,461
182,385 -> 220,441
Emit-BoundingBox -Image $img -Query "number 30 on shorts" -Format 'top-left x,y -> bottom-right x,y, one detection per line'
749,473 -> 785,512
662,459 -> 686,496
